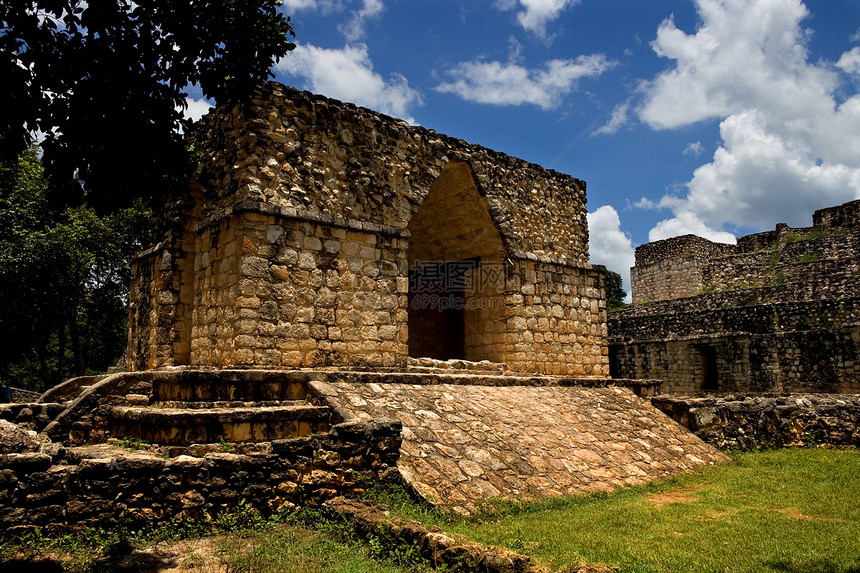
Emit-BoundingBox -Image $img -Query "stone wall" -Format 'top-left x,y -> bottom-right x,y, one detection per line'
0,403 -> 64,433
0,418 -> 401,534
610,298 -> 860,395
191,207 -> 409,369
611,199 -> 860,394
630,235 -> 735,305
505,258 -> 607,375
128,82 -> 609,376
630,200 -> 860,306
652,394 -> 860,450
188,83 -> 590,263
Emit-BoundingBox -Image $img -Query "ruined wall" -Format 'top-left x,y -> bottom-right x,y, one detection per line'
630,235 -> 735,305
652,394 -> 860,450
0,419 -> 401,534
128,82 -> 607,375
612,199 -> 860,395
610,297 -> 860,395
631,200 -> 860,306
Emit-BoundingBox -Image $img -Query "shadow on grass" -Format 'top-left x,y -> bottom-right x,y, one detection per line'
0,558 -> 65,572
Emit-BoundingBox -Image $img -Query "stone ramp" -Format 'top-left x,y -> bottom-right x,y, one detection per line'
312,381 -> 729,513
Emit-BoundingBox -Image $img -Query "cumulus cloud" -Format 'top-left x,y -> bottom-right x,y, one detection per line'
648,211 -> 737,244
339,0 -> 384,43
498,0 -> 579,39
837,47 -> 860,75
592,101 -> 630,136
276,43 -> 422,122
587,205 -> 636,299
636,0 -> 860,237
182,97 -> 214,122
435,54 -> 614,109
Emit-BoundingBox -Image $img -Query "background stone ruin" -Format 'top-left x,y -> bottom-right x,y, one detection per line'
610,200 -> 860,395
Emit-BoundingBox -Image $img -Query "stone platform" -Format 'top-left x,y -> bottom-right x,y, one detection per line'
311,379 -> 729,513
12,366 -> 729,518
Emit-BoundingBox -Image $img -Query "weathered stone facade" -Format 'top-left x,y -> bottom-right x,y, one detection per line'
127,82 -> 608,376
610,200 -> 860,394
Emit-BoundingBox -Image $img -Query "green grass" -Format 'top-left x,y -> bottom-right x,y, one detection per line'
439,448 -> 860,573
216,523 -> 430,573
0,497 -> 435,573
3,449 -> 858,573
793,253 -> 820,264
784,229 -> 825,242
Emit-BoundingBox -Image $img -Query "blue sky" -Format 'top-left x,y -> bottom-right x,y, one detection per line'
188,0 -> 860,294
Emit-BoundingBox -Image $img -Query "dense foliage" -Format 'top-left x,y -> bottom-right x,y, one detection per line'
0,148 -> 154,389
1,0 -> 295,212
605,270 -> 629,312
0,1 -> 296,388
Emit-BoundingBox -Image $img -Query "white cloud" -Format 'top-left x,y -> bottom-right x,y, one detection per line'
837,46 -> 860,75
183,97 -> 214,122
280,0 -> 320,10
592,101 -> 630,135
435,54 -> 614,109
636,0 -> 860,238
276,43 -> 422,122
587,205 -> 636,299
648,210 -> 736,244
683,141 -> 704,157
498,0 -> 579,39
339,0 -> 384,43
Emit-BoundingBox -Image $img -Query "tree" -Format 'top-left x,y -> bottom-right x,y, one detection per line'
0,2 -> 296,388
605,270 -> 629,312
0,147 -> 154,390
1,0 -> 295,213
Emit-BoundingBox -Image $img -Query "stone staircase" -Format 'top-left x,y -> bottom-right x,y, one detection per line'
3,365 -> 729,516
109,402 -> 330,446
106,372 -> 332,448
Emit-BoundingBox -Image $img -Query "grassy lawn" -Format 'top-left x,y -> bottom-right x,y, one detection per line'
442,448 -> 860,573
2,448 -> 858,572
0,520 -> 433,573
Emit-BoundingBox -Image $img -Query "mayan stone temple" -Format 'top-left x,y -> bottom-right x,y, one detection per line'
0,83 -> 729,531
126,83 -> 609,375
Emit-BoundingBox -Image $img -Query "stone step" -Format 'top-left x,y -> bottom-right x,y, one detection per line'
109,403 -> 331,445
151,372 -> 312,403
151,399 -> 311,409
320,370 -> 660,394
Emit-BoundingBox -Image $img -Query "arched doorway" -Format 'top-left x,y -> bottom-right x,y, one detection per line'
406,162 -> 506,362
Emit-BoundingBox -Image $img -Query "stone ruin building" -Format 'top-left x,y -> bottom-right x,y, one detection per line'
127,82 -> 609,377
609,199 -> 860,395
1,83 -> 733,532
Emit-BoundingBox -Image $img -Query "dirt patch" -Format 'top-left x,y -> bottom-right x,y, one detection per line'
646,485 -> 707,508
2,537 -> 232,573
128,536 -> 232,572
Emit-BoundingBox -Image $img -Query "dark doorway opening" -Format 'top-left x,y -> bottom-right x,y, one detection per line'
608,345 -> 621,378
698,345 -> 719,391
407,258 -> 479,360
